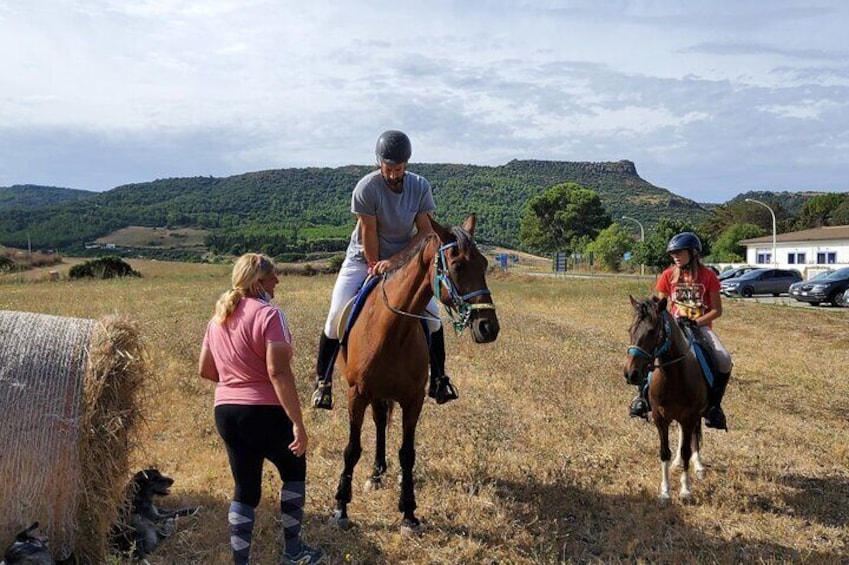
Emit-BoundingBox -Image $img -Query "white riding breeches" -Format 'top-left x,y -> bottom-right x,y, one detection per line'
323,258 -> 441,339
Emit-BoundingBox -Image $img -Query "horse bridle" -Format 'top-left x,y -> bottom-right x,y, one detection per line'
626,310 -> 685,372
380,239 -> 496,333
432,241 -> 496,333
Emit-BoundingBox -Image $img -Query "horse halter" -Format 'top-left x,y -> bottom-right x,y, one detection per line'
432,241 -> 496,333
627,310 -> 672,371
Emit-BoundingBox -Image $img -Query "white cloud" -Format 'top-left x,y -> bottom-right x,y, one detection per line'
0,0 -> 847,201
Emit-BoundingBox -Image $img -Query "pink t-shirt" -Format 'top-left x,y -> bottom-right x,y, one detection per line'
202,297 -> 293,406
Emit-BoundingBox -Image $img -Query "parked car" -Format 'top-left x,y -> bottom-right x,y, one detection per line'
720,268 -> 802,298
843,287 -> 849,308
789,266 -> 849,307
789,270 -> 833,301
718,266 -> 759,281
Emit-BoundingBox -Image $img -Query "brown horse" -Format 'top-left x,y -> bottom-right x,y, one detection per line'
332,213 -> 500,531
624,296 -> 709,502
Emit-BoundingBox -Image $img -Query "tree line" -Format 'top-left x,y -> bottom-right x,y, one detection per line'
0,160 -> 708,260
519,184 -> 849,272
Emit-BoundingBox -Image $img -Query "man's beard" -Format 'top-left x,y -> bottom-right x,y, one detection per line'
383,174 -> 405,191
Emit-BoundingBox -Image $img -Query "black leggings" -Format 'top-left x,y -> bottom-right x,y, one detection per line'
214,404 -> 307,507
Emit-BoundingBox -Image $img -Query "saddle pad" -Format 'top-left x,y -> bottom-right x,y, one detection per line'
338,275 -> 381,346
335,297 -> 355,342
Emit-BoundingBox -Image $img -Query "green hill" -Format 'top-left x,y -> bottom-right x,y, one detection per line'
0,160 -> 712,256
0,184 -> 95,208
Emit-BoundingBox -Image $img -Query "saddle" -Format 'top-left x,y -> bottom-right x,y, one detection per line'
676,318 -> 717,389
335,275 -> 381,346
334,275 -> 432,347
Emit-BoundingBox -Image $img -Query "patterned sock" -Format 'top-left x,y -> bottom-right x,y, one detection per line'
228,501 -> 255,565
280,481 -> 305,555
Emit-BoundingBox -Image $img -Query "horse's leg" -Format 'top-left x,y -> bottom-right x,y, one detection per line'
671,424 -> 684,469
332,388 -> 369,529
677,417 -> 698,500
656,418 -> 672,503
398,398 -> 424,532
365,399 -> 389,491
690,420 -> 706,480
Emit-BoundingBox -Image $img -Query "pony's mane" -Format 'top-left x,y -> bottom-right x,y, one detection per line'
384,226 -> 473,276
629,297 -> 660,334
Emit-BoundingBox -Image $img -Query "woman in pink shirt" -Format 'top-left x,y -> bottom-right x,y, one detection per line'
199,253 -> 323,565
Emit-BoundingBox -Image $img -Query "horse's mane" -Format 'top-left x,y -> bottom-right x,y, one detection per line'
384,226 -> 473,277
629,297 -> 661,334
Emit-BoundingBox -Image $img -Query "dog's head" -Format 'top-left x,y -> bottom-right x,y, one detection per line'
3,522 -> 55,565
131,468 -> 174,505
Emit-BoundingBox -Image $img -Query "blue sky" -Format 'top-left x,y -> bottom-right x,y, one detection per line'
1,0 -> 847,203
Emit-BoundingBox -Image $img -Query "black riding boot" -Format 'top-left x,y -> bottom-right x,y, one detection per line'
312,333 -> 339,410
705,371 -> 730,431
427,328 -> 458,404
629,383 -> 650,419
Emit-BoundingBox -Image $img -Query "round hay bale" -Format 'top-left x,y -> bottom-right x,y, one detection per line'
0,311 -> 147,564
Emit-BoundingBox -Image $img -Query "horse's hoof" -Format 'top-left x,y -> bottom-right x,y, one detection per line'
400,518 -> 422,536
331,510 -> 352,531
364,477 -> 382,492
331,515 -> 351,531
695,469 -> 706,481
659,493 -> 671,505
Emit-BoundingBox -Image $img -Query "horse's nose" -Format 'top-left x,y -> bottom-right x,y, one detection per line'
624,367 -> 640,385
473,317 -> 499,343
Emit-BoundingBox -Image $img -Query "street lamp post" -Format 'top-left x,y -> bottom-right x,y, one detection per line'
745,198 -> 777,267
621,215 -> 645,276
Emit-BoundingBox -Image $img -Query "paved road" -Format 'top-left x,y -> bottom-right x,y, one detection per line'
523,271 -> 848,312
724,294 -> 847,311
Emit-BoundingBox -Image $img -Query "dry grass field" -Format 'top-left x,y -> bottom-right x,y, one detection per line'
1,259 -> 848,564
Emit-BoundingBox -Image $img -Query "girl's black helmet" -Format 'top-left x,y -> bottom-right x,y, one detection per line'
375,130 -> 412,164
667,232 -> 702,254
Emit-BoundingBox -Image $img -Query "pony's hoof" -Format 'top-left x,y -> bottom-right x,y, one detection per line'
331,511 -> 351,531
364,477 -> 383,492
659,493 -> 671,505
695,469 -> 706,481
400,518 -> 422,536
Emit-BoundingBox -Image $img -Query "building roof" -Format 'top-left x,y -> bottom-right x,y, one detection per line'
740,225 -> 849,245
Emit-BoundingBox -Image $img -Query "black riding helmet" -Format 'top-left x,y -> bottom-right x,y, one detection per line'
667,232 -> 702,255
375,130 -> 412,164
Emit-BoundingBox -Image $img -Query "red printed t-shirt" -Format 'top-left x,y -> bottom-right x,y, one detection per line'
655,265 -> 721,328
202,297 -> 293,407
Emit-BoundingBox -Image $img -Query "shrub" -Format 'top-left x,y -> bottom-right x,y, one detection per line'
68,256 -> 142,280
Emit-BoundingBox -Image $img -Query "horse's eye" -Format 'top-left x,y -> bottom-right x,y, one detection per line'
451,261 -> 464,274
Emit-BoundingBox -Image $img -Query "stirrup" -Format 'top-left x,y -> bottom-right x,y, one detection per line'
428,376 -> 458,405
629,396 -> 649,420
311,382 -> 333,410
704,406 -> 728,431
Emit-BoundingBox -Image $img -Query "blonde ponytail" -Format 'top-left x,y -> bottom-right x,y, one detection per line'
212,253 -> 277,324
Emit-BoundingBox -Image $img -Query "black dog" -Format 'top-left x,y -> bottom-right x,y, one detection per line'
1,522 -> 55,565
112,468 -> 199,560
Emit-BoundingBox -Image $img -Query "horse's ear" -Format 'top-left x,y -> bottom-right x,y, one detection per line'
462,213 -> 477,236
629,295 -> 640,309
427,214 -> 452,241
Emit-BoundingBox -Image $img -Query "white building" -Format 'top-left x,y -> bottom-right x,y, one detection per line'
739,225 -> 849,276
